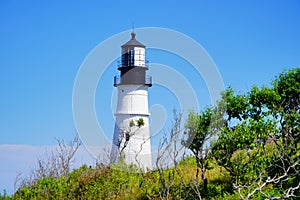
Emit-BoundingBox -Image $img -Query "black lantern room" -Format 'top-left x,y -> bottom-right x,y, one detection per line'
114,32 -> 152,87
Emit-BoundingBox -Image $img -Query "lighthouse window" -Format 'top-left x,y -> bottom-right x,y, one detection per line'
130,49 -> 135,66
130,49 -> 134,56
121,48 -> 146,66
121,49 -> 135,66
121,53 -> 127,66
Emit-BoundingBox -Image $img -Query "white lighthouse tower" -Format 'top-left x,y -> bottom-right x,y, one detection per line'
111,31 -> 152,170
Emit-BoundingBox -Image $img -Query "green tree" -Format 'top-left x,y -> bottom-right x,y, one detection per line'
212,68 -> 300,199
183,108 -> 213,192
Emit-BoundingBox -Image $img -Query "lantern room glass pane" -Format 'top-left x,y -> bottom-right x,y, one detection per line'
121,47 -> 146,67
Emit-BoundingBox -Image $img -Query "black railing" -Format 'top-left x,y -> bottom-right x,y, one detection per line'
114,75 -> 121,86
118,60 -> 149,68
146,75 -> 152,86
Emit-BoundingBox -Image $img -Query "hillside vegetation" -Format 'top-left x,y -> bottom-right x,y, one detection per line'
1,68 -> 299,200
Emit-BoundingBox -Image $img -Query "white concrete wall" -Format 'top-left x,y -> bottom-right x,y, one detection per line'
116,85 -> 149,115
113,84 -> 152,170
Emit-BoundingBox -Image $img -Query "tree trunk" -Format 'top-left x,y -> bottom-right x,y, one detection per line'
202,166 -> 207,192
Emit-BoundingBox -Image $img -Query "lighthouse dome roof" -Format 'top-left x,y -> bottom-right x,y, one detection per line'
121,32 -> 146,48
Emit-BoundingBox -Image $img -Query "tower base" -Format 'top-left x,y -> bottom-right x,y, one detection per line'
111,115 -> 152,171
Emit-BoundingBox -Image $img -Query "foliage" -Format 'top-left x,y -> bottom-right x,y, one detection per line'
183,108 -> 213,191
0,190 -> 11,200
212,67 -> 300,199
136,118 -> 145,128
12,157 -> 233,200
4,68 -> 299,199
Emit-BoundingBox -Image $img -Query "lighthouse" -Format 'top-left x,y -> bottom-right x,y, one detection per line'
111,31 -> 152,170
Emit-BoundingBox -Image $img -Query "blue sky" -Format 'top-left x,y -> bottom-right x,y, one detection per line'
0,0 -> 300,193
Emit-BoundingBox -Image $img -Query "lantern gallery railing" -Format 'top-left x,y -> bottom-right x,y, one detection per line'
118,60 -> 149,68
